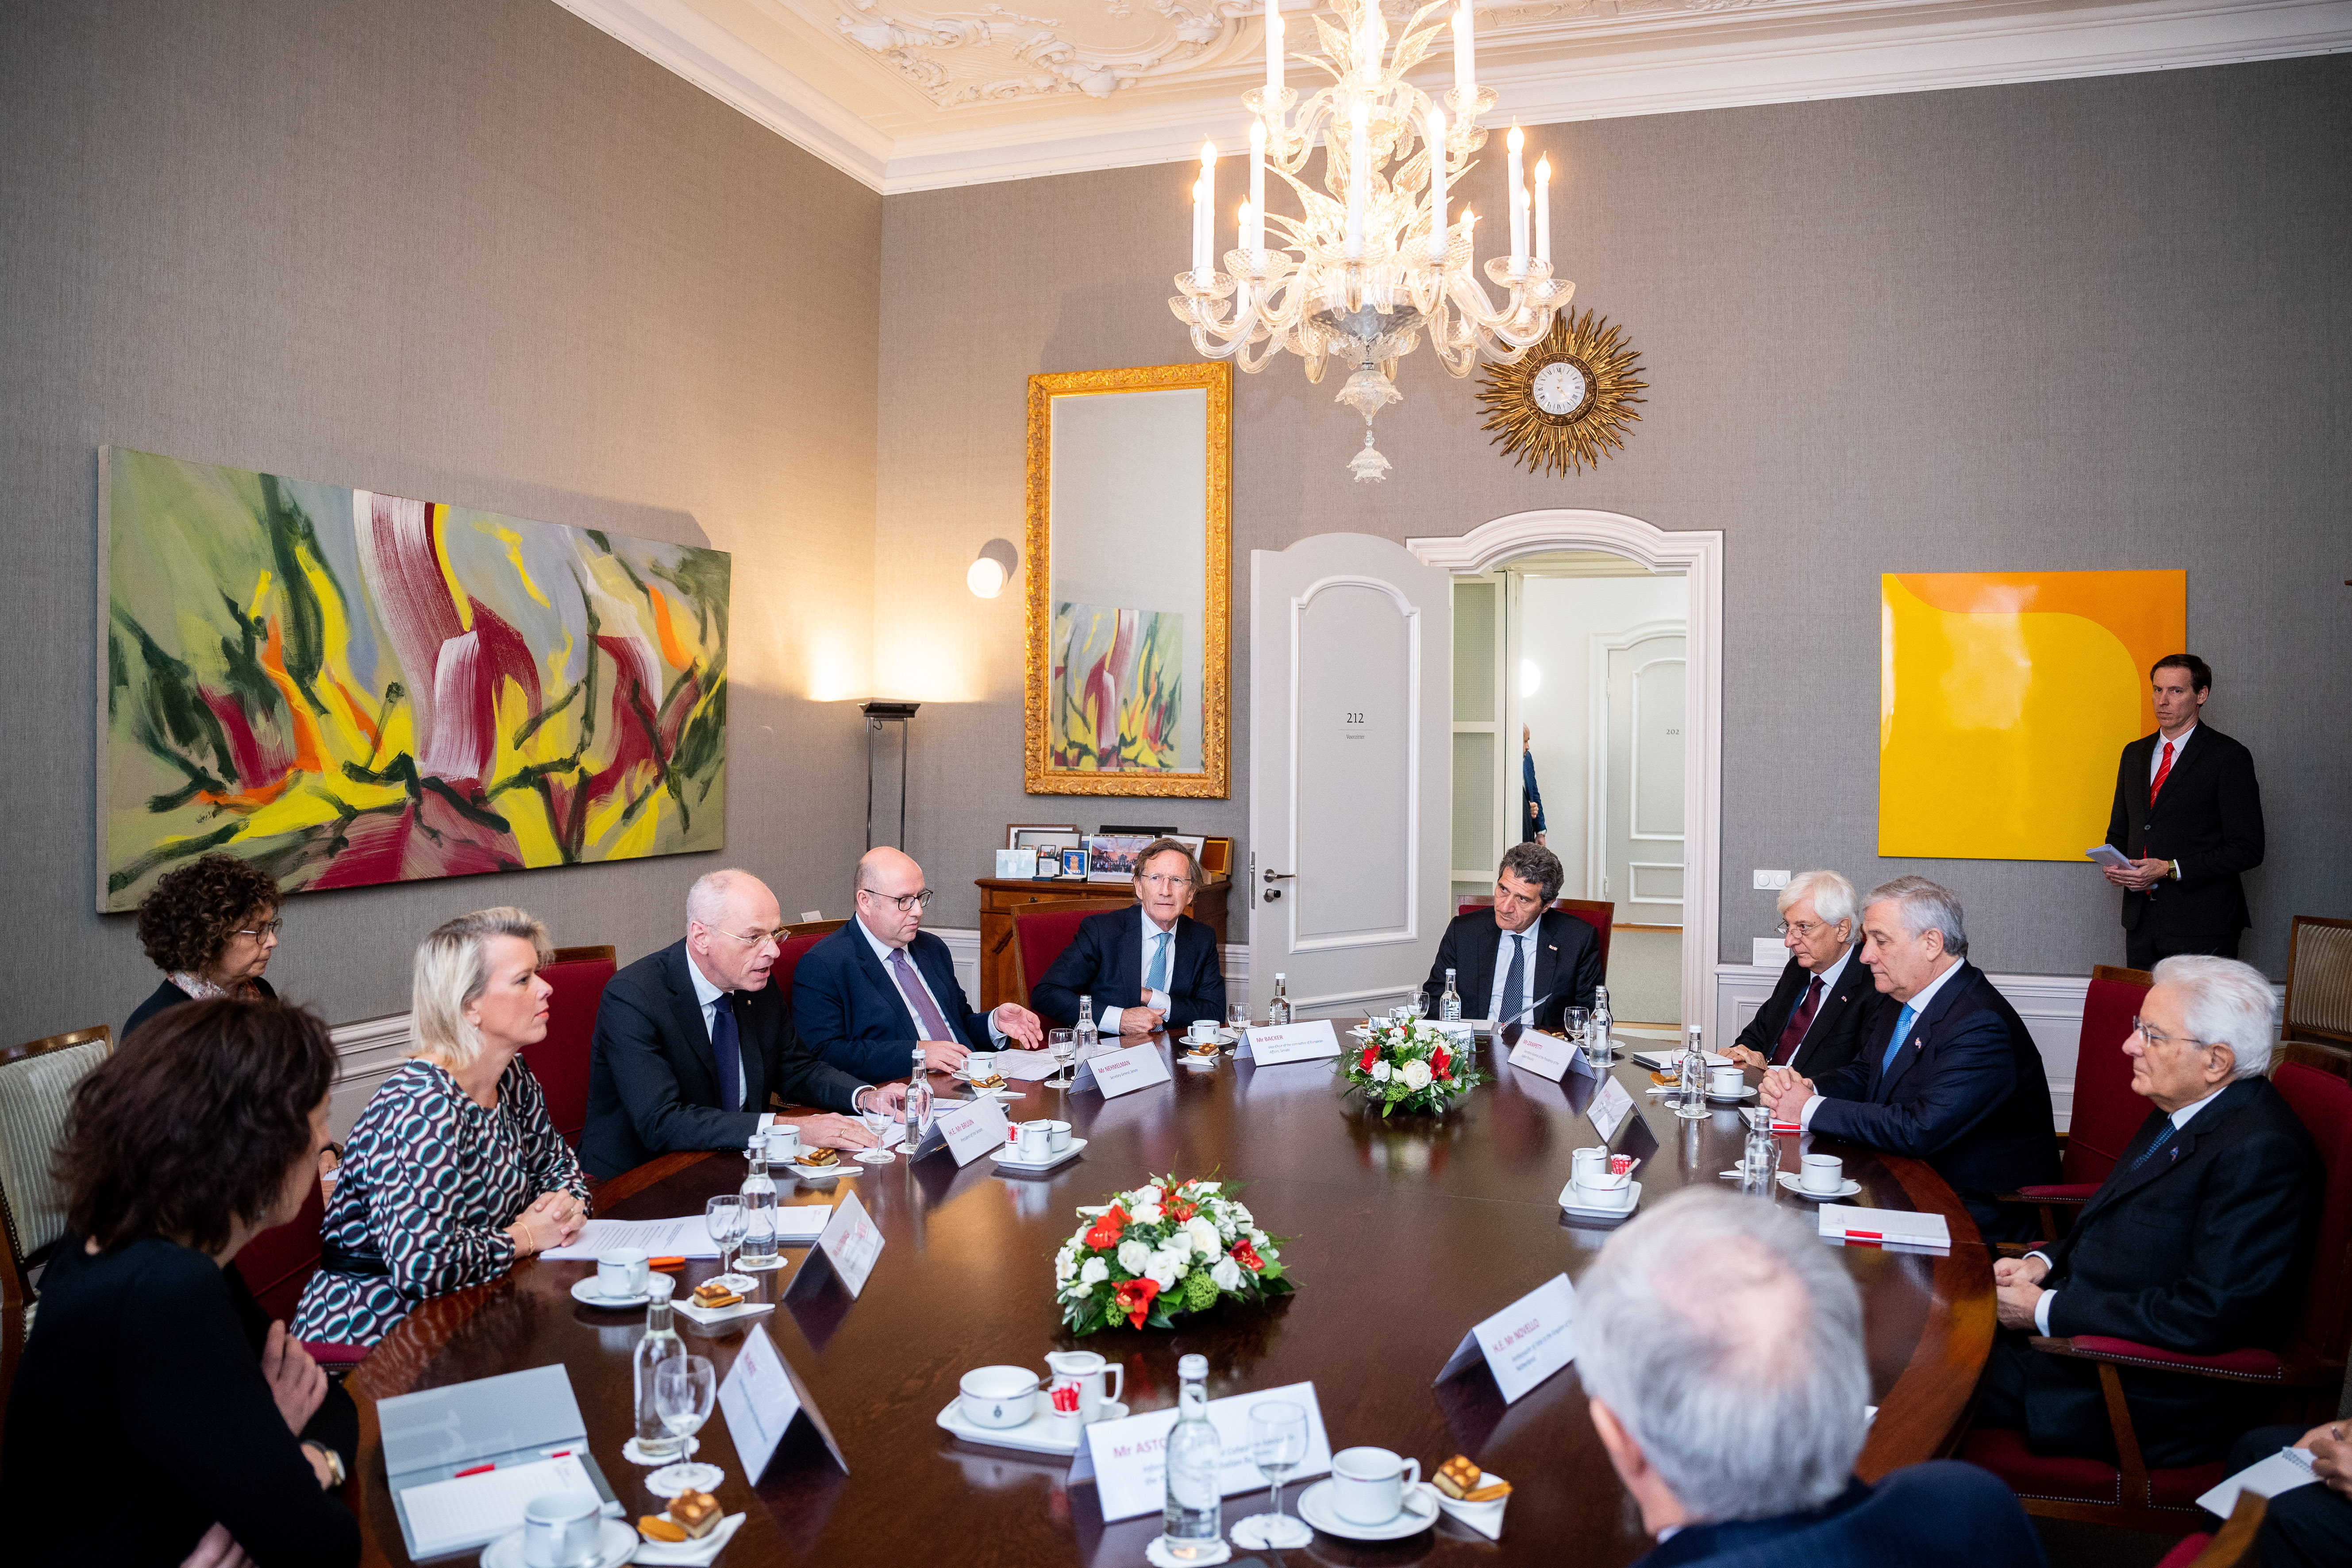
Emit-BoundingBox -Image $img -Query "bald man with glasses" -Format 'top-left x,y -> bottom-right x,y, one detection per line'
793,847 -> 1044,1083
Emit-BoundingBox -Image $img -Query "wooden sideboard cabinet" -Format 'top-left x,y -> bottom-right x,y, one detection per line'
974,876 -> 1234,1010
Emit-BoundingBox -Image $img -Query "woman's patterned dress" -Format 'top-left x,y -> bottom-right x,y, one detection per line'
289,1056 -> 591,1347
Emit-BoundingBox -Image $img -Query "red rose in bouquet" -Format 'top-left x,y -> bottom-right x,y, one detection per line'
1113,1277 -> 1160,1327
1083,1204 -> 1129,1251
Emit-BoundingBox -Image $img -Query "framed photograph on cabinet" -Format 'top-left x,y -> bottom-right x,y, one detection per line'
1024,363 -> 1231,799
1006,822 -> 1081,850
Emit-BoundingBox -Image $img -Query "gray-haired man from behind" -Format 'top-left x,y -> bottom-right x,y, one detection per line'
1580,1188 -> 2045,1566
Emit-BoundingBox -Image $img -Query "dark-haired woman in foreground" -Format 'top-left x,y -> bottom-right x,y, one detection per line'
0,999 -> 359,1568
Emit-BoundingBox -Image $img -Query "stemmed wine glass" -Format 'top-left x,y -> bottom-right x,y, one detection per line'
704,1194 -> 751,1292
1047,1027 -> 1077,1088
1563,1006 -> 1591,1064
1225,1000 -> 1249,1050
1228,1400 -> 1312,1549
855,1102 -> 898,1163
645,1355 -> 720,1496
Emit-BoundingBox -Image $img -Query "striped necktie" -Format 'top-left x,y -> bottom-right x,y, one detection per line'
2128,1120 -> 2179,1172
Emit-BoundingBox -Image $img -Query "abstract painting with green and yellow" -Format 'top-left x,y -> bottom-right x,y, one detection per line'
1049,602 -> 1184,772
100,447 -> 727,911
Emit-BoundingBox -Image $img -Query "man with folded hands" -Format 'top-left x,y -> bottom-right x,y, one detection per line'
1760,877 -> 2059,1243
1580,1188 -> 2045,1566
1032,837 -> 1226,1036
1974,955 -> 2320,1468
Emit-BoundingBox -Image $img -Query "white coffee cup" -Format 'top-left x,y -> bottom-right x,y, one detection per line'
958,1365 -> 1040,1429
520,1489 -> 603,1568
1188,1018 -> 1218,1044
1709,1064 -> 1746,1097
1044,1348 -> 1126,1424
594,1247 -> 648,1299
1571,1147 -> 1608,1190
765,1123 -> 802,1165
1331,1446 -> 1421,1526
967,1050 -> 997,1078
1802,1153 -> 1845,1194
1012,1120 -> 1054,1159
1042,1118 -> 1073,1153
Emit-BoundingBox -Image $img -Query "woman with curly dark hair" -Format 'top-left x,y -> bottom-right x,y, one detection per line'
125,854 -> 285,1040
0,998 -> 359,1568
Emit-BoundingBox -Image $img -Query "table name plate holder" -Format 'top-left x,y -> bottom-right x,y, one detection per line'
379,1364 -> 622,1560
1433,1273 -> 1578,1406
718,1320 -> 849,1480
1235,1019 -> 1343,1066
1068,1379 -> 1334,1523
910,1094 -> 1012,1167
1068,1041 -> 1174,1098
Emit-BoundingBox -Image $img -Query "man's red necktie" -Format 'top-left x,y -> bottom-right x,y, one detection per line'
2149,739 -> 2175,805
1774,976 -> 1825,1067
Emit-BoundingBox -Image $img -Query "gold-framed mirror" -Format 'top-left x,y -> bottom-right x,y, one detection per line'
1023,362 -> 1231,798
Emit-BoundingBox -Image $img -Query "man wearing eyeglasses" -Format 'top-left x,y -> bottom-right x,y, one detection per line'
1033,839 -> 1226,1036
1726,871 -> 1887,1079
580,868 -> 905,1181
793,846 -> 1045,1083
1418,843 -> 1600,1034
1972,956 -> 2319,1470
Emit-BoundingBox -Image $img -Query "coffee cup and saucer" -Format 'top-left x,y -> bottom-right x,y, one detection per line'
992,1120 -> 1084,1171
1293,1447 -> 1439,1541
571,1248 -> 653,1308
1778,1153 -> 1863,1200
1705,1064 -> 1757,1102
480,1491 -> 634,1568
1558,1148 -> 1642,1219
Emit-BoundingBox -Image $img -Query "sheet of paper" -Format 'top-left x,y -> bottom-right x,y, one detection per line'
1070,1380 -> 1333,1522
1588,1076 -> 1635,1141
2086,844 -> 2134,869
1431,1273 -> 1577,1405
1239,1020 -> 1343,1066
772,1206 -> 831,1242
1816,1205 -> 1950,1249
933,1095 -> 1011,1166
982,1049 -> 1062,1082
1072,1043 -> 1173,1098
816,1187 -> 883,1296
1629,1048 -> 1733,1071
1506,1029 -> 1578,1082
400,1455 -> 604,1557
717,1323 -> 804,1482
539,1217 -> 723,1260
2196,1449 -> 2318,1519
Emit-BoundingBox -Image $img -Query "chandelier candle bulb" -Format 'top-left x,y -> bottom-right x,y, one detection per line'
1426,109 -> 1448,264
1452,0 -> 1474,100
1506,124 -> 1525,264
1345,102 -> 1368,259
1534,157 -> 1551,266
1190,174 -> 1208,279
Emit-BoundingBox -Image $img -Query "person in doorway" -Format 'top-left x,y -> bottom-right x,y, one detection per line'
2102,654 -> 2265,968
1522,724 -> 1547,845
1420,843 -> 1600,1032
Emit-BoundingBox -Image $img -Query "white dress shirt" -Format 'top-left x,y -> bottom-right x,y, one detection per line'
2027,1083 -> 2228,1334
684,948 -> 781,1129
858,918 -> 1006,1048
1487,924 -> 1541,1025
1099,907 -> 1178,1034
2150,723 -> 2196,782
1797,955 -> 1963,1131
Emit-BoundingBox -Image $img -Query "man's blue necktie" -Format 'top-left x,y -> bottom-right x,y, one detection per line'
709,994 -> 743,1113
1879,1004 -> 1917,1079
1499,934 -> 1526,1028
2128,1121 -> 2179,1172
1146,930 -> 1171,994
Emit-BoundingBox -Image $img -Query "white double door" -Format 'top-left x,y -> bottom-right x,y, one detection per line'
1247,535 -> 1452,1019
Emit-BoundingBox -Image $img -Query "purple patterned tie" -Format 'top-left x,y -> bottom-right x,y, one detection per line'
888,946 -> 957,1042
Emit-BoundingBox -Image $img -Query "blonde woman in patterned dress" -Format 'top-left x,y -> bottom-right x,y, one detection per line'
292,908 -> 592,1348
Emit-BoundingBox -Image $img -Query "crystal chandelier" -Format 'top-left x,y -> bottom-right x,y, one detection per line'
1171,0 -> 1572,482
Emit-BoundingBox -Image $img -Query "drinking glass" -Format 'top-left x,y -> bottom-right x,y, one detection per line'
1229,1400 -> 1312,1549
704,1194 -> 751,1292
1226,1000 -> 1250,1036
646,1355 -> 719,1495
1047,1027 -> 1077,1088
855,1103 -> 898,1163
1563,1007 -> 1590,1052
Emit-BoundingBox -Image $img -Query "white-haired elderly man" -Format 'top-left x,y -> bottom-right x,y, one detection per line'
1727,871 -> 1890,1079
1761,877 -> 2060,1243
1973,955 -> 2321,1470
1580,1188 -> 2044,1566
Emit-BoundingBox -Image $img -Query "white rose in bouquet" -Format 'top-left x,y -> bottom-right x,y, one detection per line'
1210,1254 -> 1244,1291
1080,1256 -> 1109,1285
1370,1059 -> 1392,1082
1145,1249 -> 1183,1291
1400,1058 -> 1433,1091
1055,1247 -> 1078,1283
1117,1238 -> 1152,1275
1163,1227 -> 1193,1260
1184,1216 -> 1222,1257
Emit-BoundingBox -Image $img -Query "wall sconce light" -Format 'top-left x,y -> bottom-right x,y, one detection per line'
967,538 -> 1020,598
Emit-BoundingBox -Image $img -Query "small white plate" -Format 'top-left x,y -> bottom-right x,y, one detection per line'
1778,1172 -> 1864,1200
1558,1179 -> 1643,1220
934,1395 -> 1128,1455
990,1137 -> 1087,1172
1707,1086 -> 1759,1102
853,1148 -> 897,1163
481,1518 -> 635,1568
1431,1469 -> 1510,1541
1294,1478 -> 1440,1542
786,1160 -> 860,1178
570,1276 -> 651,1309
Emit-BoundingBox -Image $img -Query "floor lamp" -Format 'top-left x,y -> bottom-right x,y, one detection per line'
861,700 -> 919,849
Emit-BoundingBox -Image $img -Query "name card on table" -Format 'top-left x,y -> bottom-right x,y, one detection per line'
1587,1075 -> 1635,1141
717,1321 -> 847,1479
1068,1379 -> 1334,1522
1817,1205 -> 1949,1253
1236,1020 -> 1342,1065
1070,1043 -> 1173,1098
913,1095 -> 1010,1166
813,1188 -> 884,1295
1434,1273 -> 1578,1405
1506,1029 -> 1579,1082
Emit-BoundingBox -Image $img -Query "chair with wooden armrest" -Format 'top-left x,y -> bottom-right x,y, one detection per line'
1012,899 -> 1113,1008
1994,965 -> 2152,1244
2152,1491 -> 2269,1568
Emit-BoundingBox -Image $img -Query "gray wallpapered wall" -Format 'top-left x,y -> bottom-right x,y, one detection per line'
877,56 -> 2352,978
0,0 -> 884,1043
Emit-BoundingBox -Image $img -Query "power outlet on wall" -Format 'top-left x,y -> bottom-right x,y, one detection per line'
1753,870 -> 1790,890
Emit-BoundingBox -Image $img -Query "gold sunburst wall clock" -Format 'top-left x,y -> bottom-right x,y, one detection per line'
1475,310 -> 1648,476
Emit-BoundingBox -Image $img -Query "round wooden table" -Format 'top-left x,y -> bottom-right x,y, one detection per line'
348,1041 -> 1993,1566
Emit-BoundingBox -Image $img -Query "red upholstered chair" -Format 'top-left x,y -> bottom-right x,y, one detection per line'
238,1173 -> 326,1324
774,919 -> 847,1012
1999,964 -> 2154,1242
2152,1491 -> 2268,1567
1457,896 -> 1615,982
1013,900 -> 1108,1007
523,944 -> 616,1148
1959,1058 -> 2352,1532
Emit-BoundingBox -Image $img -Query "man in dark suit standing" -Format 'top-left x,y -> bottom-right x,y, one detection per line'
793,847 -> 1044,1083
1032,839 -> 1225,1034
1418,842 -> 1600,1033
580,869 -> 901,1181
1578,1189 -> 2046,1568
1727,870 -> 1888,1081
1977,956 -> 2320,1467
1762,878 -> 2060,1243
2103,654 -> 2265,968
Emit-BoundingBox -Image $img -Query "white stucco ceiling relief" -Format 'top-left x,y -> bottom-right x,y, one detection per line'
553,0 -> 2352,191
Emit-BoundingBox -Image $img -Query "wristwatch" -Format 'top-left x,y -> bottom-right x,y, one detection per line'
2169,860 -> 2182,881
305,1441 -> 347,1488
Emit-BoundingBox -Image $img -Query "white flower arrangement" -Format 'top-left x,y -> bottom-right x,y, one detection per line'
1055,1173 -> 1293,1333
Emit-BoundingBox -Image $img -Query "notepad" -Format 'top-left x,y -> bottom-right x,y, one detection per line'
1816,1206 -> 1949,1250
399,1455 -> 598,1558
2197,1447 -> 2317,1519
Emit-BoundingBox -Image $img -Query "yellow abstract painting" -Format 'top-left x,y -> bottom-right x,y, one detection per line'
1879,571 -> 2186,861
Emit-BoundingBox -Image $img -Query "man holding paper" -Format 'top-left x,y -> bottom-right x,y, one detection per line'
2217,1419 -> 2352,1564
1418,843 -> 1599,1034
2100,654 -> 2265,969
1974,957 -> 2319,1469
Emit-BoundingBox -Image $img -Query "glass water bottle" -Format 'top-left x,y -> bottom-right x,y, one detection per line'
632,1274 -> 685,1457
1440,968 -> 1461,1023
901,1045 -> 933,1152
738,1143 -> 778,1268
1266,974 -> 1292,1026
1076,993 -> 1097,1052
1161,1353 -> 1222,1556
1675,1025 -> 1710,1120
1590,984 -> 1613,1066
